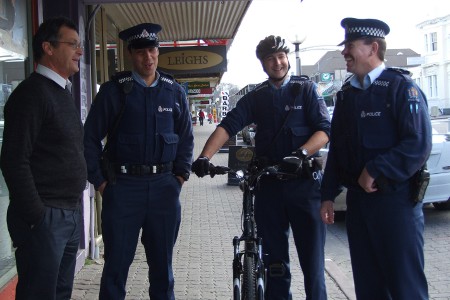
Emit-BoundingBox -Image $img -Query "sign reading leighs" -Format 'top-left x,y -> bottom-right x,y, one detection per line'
158,46 -> 227,75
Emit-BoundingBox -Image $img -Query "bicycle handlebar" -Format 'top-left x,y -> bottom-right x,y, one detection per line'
209,165 -> 231,177
208,163 -> 298,180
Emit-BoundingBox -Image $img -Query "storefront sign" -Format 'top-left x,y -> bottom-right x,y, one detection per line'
188,82 -> 210,89
188,87 -> 214,95
158,46 -> 227,75
221,91 -> 229,118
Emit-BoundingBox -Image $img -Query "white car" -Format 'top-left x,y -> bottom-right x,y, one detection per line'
326,123 -> 450,217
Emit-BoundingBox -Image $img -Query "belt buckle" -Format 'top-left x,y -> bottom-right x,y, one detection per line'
131,165 -> 139,175
139,165 -> 148,175
120,166 -> 127,174
152,165 -> 157,173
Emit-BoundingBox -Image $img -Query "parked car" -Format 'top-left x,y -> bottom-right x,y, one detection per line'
241,123 -> 256,146
324,128 -> 450,219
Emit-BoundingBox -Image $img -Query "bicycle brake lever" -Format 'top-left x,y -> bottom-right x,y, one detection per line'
210,165 -> 230,177
265,166 -> 279,175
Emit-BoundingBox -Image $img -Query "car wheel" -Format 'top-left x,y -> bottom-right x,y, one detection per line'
432,198 -> 450,210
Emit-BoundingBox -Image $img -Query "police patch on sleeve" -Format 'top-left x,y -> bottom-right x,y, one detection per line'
406,84 -> 421,114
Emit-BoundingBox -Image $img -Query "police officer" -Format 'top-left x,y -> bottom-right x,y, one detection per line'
192,35 -> 330,299
83,23 -> 193,300
320,18 -> 431,299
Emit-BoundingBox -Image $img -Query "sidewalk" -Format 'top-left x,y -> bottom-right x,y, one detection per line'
72,123 -> 353,300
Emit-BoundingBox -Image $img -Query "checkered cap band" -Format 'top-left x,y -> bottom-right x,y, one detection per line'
127,29 -> 158,43
347,26 -> 386,38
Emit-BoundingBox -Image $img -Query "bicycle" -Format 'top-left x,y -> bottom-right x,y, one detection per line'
208,156 -> 302,300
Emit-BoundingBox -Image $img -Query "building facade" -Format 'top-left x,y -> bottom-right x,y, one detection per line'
415,14 -> 450,114
301,48 -> 422,107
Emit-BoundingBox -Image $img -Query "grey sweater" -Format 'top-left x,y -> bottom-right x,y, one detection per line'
1,73 -> 87,225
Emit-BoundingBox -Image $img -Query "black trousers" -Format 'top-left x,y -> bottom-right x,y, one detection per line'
99,174 -> 181,300
8,206 -> 81,300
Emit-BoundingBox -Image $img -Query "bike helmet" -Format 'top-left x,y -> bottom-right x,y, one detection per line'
256,35 -> 290,61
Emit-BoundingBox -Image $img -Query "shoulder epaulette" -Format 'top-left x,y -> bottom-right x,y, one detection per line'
160,76 -> 174,85
158,70 -> 175,85
111,71 -> 133,94
254,81 -> 269,92
386,67 -> 411,76
290,75 -> 309,82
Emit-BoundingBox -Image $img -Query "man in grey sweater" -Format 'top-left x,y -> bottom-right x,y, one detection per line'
0,16 -> 86,300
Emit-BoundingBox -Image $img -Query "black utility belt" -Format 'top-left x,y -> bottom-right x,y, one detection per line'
116,162 -> 173,176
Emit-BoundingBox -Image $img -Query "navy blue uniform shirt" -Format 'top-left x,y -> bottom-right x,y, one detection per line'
321,68 -> 432,200
219,76 -> 330,163
84,71 -> 193,189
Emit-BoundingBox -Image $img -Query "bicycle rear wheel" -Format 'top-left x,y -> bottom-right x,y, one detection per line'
242,255 -> 256,300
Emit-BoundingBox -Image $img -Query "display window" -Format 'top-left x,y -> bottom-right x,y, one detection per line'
0,0 -> 29,285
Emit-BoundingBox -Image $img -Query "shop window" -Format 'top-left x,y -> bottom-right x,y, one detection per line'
0,0 -> 28,285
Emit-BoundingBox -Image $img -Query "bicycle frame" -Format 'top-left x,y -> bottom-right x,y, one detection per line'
208,158 -> 302,300
232,175 -> 265,300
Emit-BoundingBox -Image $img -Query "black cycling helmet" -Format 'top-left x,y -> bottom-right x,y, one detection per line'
256,35 -> 290,61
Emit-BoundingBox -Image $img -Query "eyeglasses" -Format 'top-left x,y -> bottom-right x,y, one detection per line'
50,40 -> 84,50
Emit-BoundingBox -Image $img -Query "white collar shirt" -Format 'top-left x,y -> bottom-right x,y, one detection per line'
350,63 -> 386,90
36,64 -> 72,90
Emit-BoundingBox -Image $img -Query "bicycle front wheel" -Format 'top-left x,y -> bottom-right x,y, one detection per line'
242,255 -> 256,300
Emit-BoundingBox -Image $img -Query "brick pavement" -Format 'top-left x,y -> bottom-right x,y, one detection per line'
72,123 -> 352,300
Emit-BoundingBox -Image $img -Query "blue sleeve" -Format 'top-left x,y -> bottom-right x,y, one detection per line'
304,81 -> 331,137
83,81 -> 122,189
321,100 -> 345,201
219,92 -> 255,137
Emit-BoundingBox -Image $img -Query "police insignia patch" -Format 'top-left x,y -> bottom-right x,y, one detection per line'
406,85 -> 420,114
141,29 -> 150,38
407,86 -> 419,100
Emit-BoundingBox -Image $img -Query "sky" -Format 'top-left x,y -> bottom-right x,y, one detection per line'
221,0 -> 445,88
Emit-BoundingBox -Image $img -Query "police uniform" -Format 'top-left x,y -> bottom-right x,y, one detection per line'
321,18 -> 431,299
220,75 -> 330,299
83,23 -> 193,300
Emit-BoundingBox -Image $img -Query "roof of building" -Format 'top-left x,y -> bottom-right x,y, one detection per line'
302,48 -> 422,78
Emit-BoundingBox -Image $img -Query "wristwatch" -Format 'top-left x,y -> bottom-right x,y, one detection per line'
175,172 -> 190,181
300,148 -> 308,158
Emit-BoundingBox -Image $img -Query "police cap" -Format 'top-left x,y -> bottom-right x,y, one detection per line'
338,17 -> 390,46
119,23 -> 162,49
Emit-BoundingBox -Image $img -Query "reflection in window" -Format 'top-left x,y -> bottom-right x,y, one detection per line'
0,0 -> 28,285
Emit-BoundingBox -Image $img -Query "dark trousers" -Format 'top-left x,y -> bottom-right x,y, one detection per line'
346,185 -> 428,300
99,173 -> 181,300
199,117 -> 204,125
8,206 -> 81,300
255,177 -> 327,300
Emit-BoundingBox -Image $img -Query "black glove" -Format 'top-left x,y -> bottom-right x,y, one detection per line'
191,156 -> 211,177
279,155 -> 303,175
291,149 -> 307,160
